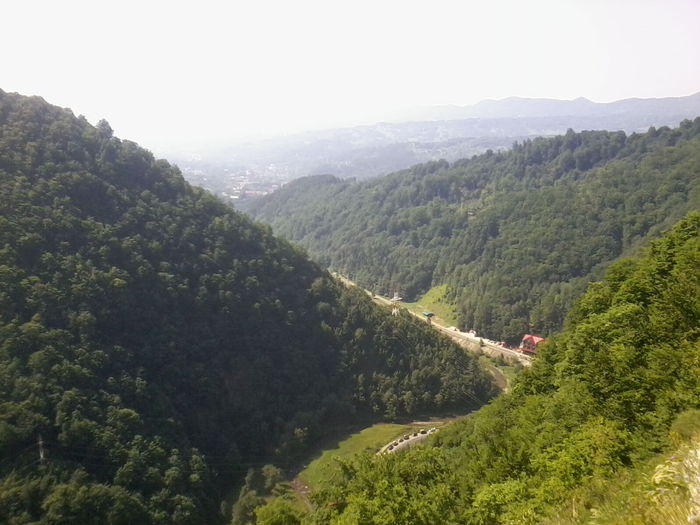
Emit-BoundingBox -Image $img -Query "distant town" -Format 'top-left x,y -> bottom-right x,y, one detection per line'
178,163 -> 288,203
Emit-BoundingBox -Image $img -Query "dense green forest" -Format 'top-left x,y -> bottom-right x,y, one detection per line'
0,90 -> 497,524
246,121 -> 700,342
273,211 -> 699,524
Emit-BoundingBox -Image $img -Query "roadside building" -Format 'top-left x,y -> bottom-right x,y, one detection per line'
519,334 -> 545,354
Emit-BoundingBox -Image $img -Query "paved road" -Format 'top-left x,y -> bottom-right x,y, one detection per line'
432,324 -> 532,366
378,428 -> 439,454
333,273 -> 532,367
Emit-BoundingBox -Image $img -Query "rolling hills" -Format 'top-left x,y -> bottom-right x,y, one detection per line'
246,120 -> 700,343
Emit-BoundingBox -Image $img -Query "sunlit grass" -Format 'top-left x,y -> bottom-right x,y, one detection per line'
298,423 -> 424,489
400,284 -> 459,327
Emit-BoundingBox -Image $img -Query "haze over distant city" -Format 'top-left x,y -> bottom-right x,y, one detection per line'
3,0 -> 700,153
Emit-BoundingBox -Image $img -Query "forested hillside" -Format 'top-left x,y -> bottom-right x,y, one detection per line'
0,90 -> 496,524
246,120 -> 700,342
296,212 -> 700,524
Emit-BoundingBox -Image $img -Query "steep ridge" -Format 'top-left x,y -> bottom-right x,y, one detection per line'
0,90 -> 496,523
246,120 -> 700,342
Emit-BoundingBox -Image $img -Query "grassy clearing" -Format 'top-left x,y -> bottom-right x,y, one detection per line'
400,284 -> 459,327
298,423 -> 425,489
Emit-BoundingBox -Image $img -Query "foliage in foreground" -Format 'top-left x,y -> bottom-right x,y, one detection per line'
296,212 -> 700,524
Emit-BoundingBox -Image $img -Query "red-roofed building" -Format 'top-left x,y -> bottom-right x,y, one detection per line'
519,334 -> 545,354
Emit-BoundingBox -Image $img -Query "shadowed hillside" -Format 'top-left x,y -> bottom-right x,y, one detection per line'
0,90 -> 496,524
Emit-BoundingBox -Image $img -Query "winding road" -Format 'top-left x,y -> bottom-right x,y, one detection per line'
378,427 -> 439,454
333,272 -> 532,367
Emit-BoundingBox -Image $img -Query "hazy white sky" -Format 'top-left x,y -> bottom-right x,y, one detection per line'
3,0 -> 700,152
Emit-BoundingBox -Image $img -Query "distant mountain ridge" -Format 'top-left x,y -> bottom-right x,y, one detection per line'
391,91 -> 700,120
174,91 -> 700,192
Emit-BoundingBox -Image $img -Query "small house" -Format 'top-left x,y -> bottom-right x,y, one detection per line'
519,334 -> 545,354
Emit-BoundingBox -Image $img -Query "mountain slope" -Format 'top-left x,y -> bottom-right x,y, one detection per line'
302,212 -> 700,524
247,121 -> 700,342
0,90 -> 496,524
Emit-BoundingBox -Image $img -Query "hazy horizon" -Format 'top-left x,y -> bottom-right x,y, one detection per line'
3,0 -> 700,154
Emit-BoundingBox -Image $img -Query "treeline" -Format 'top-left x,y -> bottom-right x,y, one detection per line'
0,90 -> 497,524
282,211 -> 700,524
246,121 -> 700,342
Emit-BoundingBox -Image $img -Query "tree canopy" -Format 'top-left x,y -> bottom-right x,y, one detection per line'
246,121 -> 700,342
0,90 -> 496,524
302,211 -> 700,524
